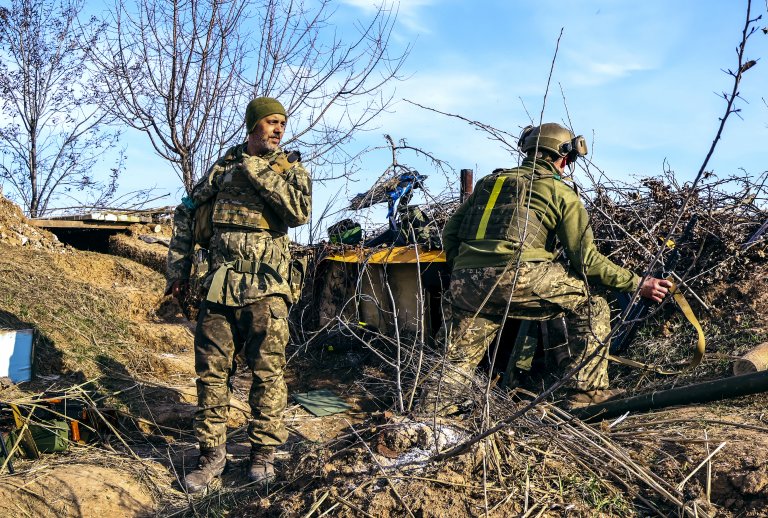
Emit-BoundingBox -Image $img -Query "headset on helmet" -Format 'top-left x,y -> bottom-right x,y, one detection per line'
518,123 -> 588,162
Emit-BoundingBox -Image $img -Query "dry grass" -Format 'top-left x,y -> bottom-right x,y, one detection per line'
1,247 -> 179,379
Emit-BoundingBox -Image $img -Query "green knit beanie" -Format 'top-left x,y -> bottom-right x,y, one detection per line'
245,97 -> 287,133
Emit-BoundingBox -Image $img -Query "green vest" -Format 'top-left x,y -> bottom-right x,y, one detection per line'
210,146 -> 288,234
456,166 -> 553,251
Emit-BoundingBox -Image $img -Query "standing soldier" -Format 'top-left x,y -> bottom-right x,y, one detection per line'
425,122 -> 670,413
166,97 -> 311,492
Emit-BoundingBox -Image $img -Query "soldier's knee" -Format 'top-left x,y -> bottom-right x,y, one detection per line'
591,296 -> 610,322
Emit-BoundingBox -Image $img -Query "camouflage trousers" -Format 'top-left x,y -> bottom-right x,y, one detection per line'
422,261 -> 610,412
193,296 -> 290,449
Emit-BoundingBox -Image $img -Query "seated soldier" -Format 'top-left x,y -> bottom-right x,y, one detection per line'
422,122 -> 670,413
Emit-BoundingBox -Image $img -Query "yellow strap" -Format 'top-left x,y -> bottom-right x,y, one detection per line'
9,403 -> 23,429
669,280 -> 706,369
607,353 -> 679,375
608,280 -> 705,375
475,176 -> 507,240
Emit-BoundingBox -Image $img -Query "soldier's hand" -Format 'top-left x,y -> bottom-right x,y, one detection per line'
639,277 -> 673,303
270,153 -> 294,173
169,280 -> 189,302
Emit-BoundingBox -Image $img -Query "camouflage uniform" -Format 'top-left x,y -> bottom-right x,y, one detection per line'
444,262 -> 611,393
426,158 -> 639,407
167,143 -> 311,449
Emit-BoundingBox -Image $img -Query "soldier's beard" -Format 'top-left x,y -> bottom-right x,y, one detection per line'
251,132 -> 281,155
262,135 -> 280,152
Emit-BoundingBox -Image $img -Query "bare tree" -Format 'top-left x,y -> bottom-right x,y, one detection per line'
252,0 -> 408,182
100,0 -> 250,193
100,0 -> 408,194
0,0 -> 121,217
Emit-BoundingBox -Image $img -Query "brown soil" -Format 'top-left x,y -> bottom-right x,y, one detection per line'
0,464 -> 156,517
108,232 -> 169,275
0,195 -> 67,251
610,402 -> 768,516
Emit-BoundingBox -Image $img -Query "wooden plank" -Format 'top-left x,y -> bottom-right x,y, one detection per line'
40,212 -> 148,222
29,219 -> 135,230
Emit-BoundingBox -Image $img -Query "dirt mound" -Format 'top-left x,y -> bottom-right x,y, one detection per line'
125,222 -> 173,239
0,242 -> 193,380
0,464 -> 156,517
109,233 -> 169,274
0,234 -> 198,517
713,262 -> 768,330
0,195 -> 68,251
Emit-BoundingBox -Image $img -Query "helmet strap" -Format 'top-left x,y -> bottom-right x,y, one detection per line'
567,160 -> 576,176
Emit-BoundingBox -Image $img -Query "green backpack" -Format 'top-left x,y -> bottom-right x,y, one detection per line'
328,219 -> 362,245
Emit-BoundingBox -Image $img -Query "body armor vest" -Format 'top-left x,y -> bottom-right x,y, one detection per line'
210,147 -> 288,235
457,167 -> 552,250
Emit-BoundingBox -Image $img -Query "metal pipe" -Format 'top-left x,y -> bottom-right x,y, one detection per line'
460,169 -> 473,203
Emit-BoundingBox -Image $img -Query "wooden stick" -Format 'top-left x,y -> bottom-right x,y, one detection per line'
676,442 -> 726,492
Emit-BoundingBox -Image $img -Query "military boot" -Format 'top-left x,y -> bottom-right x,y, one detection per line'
566,388 -> 625,410
183,444 -> 227,493
248,446 -> 276,486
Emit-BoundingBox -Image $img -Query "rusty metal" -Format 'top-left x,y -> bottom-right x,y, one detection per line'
460,169 -> 473,203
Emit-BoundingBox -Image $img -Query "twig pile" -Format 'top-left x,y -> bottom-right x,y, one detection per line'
586,168 -> 768,299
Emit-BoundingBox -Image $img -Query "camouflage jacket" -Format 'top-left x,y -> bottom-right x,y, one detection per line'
443,159 -> 639,292
166,143 -> 312,305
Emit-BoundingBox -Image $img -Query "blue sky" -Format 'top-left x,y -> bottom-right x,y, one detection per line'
109,0 -> 768,239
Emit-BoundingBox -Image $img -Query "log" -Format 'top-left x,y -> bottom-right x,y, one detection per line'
733,342 -> 768,376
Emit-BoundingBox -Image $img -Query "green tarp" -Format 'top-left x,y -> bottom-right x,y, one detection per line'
292,389 -> 351,417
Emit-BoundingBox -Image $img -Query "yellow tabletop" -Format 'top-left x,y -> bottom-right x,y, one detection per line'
324,246 -> 446,264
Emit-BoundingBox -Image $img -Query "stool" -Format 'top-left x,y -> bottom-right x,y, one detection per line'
500,316 -> 568,388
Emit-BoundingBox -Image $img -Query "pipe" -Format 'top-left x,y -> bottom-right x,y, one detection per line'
574,369 -> 768,421
733,342 -> 768,376
460,169 -> 473,203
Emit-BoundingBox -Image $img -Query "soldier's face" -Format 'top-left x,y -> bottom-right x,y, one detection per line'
248,114 -> 287,155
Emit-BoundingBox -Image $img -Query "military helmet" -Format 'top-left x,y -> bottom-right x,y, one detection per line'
518,123 -> 588,160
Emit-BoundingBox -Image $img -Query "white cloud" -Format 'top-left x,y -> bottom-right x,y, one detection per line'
566,59 -> 653,87
339,0 -> 439,34
587,61 -> 650,79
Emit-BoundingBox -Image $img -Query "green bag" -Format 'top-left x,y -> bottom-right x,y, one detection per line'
328,219 -> 362,245
400,206 -> 440,248
29,419 -> 69,453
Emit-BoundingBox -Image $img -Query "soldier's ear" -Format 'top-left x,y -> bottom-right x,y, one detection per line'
518,125 -> 534,149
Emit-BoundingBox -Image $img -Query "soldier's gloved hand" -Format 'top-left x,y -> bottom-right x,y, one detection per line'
168,279 -> 189,302
639,277 -> 673,303
269,153 -> 295,173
